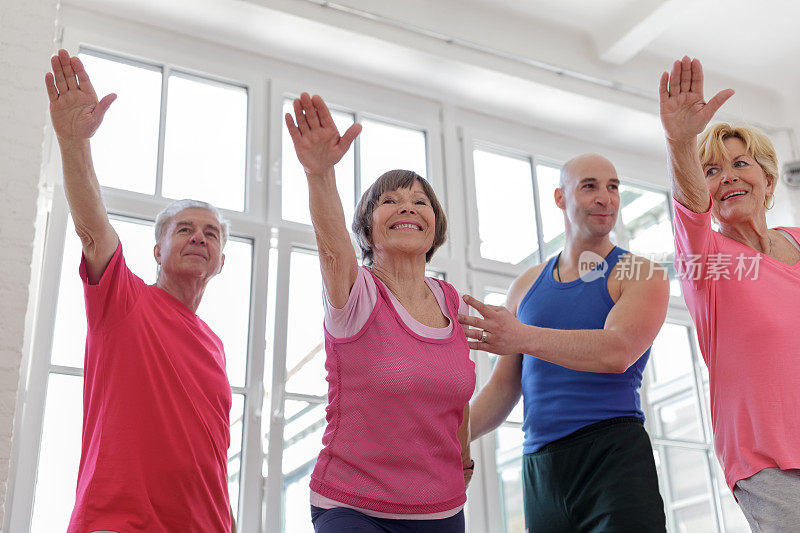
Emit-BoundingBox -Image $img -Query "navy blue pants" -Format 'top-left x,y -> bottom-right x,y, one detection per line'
310,506 -> 465,533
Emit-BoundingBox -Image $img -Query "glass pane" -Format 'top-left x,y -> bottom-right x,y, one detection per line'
163,73 -> 247,211
655,393 -> 703,442
673,501 -> 715,532
78,53 -> 161,195
198,238 -> 253,387
619,183 -> 680,296
536,164 -> 565,259
650,322 -> 693,386
285,250 -> 326,396
714,460 -> 750,533
51,216 -> 156,368
473,149 -> 538,265
282,399 -> 326,533
495,426 -> 524,533
664,447 -> 711,501
359,118 -> 427,195
281,99 -> 356,226
262,245 -> 279,478
228,393 -> 245,520
31,373 -> 82,533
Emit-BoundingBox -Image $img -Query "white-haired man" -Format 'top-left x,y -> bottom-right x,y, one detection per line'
46,49 -> 235,532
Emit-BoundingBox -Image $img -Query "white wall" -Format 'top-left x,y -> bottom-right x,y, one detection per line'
0,0 -> 59,526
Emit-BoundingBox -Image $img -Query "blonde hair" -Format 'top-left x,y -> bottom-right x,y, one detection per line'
697,123 -> 779,207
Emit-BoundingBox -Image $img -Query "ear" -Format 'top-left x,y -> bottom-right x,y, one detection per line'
554,187 -> 566,210
217,253 -> 225,275
766,173 -> 777,196
154,243 -> 161,265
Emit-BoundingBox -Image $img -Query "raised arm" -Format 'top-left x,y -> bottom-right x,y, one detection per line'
285,94 -> 362,307
659,57 -> 734,213
46,49 -> 119,283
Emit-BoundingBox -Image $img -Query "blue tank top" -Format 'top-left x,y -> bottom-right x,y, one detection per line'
519,246 -> 650,454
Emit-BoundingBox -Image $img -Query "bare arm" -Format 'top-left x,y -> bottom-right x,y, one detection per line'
46,49 -> 119,283
457,403 -> 473,487
460,263 -> 669,374
659,57 -> 734,213
470,354 -> 522,440
468,267 -> 534,439
285,94 -> 362,307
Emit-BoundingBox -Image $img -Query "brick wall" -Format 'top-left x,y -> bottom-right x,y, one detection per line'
0,0 -> 60,526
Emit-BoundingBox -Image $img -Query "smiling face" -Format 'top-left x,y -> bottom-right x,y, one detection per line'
704,137 -> 775,225
154,207 -> 225,283
555,154 -> 620,238
369,181 -> 436,261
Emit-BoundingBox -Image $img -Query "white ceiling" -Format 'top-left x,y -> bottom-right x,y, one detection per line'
62,0 -> 800,162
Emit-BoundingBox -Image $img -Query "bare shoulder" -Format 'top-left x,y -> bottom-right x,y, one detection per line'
610,252 -> 669,295
506,261 -> 549,314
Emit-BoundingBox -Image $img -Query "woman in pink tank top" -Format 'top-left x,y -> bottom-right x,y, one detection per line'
661,57 -> 800,530
285,93 -> 475,532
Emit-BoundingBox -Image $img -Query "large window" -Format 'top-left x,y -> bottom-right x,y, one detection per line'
12,26 -> 755,533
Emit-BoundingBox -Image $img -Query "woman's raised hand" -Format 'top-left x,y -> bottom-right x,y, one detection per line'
285,93 -> 362,177
659,57 -> 734,143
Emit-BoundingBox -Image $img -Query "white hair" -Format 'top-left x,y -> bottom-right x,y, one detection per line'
154,199 -> 230,245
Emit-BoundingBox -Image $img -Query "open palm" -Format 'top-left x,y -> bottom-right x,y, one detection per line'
659,57 -> 733,142
45,49 -> 116,141
285,93 -> 361,176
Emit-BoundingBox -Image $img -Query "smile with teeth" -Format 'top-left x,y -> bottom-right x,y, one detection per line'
391,223 -> 422,230
721,190 -> 748,201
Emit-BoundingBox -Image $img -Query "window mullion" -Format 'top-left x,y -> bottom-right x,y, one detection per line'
154,64 -> 170,198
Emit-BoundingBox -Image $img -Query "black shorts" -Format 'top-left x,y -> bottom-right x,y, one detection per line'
522,416 -> 666,533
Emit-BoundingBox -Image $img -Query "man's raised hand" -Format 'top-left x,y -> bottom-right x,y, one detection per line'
285,93 -> 362,177
45,49 -> 116,142
659,56 -> 734,143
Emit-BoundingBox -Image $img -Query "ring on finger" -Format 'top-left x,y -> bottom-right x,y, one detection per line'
480,330 -> 488,343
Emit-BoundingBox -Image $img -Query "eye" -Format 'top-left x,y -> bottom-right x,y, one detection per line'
178,227 -> 191,233
609,184 -> 619,191
415,200 -> 428,205
382,197 -> 395,204
583,183 -> 595,189
705,167 -> 719,178
205,232 -> 218,239
733,160 -> 747,167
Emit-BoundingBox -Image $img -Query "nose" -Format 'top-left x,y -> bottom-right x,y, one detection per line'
595,189 -> 610,206
189,230 -> 206,245
721,171 -> 739,184
398,202 -> 416,214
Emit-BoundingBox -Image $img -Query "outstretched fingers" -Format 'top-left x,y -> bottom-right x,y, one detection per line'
704,89 -> 735,120
300,92 -> 321,129
667,59 -> 681,97
339,123 -> 362,152
51,54 -> 68,94
95,93 -> 117,120
658,71 -> 669,104
45,73 -> 59,102
58,49 -> 79,90
292,98 -> 309,135
312,94 -> 334,129
71,56 -> 97,98
285,113 -> 302,145
679,56 -> 692,93
689,58 -> 704,95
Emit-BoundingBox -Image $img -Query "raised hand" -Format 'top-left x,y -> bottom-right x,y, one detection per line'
45,49 -> 116,142
284,93 -> 362,177
659,56 -> 734,142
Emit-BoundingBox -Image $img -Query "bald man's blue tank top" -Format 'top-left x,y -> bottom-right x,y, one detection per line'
519,247 -> 650,454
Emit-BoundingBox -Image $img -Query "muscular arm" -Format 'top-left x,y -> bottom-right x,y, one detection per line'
461,263 -> 669,374
285,93 -> 362,308
46,50 -> 118,283
659,57 -> 733,213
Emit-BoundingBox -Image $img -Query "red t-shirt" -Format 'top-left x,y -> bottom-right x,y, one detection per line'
67,242 -> 232,532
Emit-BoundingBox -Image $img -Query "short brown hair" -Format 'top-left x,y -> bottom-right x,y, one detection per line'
352,170 -> 447,265
698,123 -> 779,206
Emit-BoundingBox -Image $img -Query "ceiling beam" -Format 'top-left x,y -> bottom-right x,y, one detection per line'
596,0 -> 693,65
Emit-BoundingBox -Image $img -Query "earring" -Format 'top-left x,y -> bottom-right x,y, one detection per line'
765,195 -> 775,210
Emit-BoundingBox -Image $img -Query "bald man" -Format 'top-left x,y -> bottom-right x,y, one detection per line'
459,154 -> 668,532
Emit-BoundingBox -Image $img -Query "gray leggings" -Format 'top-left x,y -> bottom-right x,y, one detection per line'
734,468 -> 800,532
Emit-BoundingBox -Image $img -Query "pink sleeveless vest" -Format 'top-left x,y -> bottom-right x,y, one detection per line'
309,270 -> 475,513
